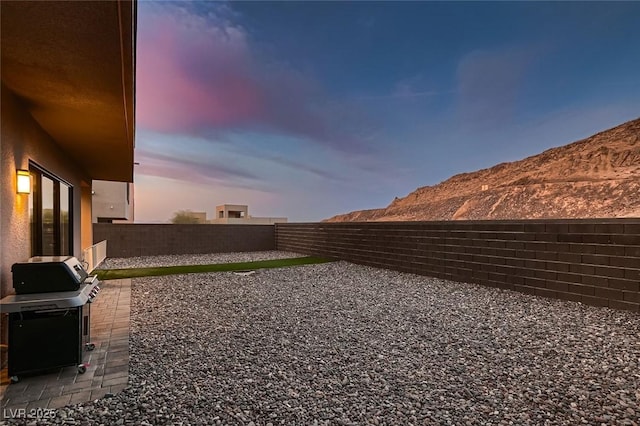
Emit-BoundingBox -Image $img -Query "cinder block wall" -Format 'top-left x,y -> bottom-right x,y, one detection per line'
93,224 -> 275,258
276,220 -> 640,312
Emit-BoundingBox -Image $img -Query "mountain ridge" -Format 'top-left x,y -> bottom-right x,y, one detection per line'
326,118 -> 640,222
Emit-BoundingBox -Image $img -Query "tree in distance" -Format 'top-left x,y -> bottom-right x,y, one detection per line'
170,210 -> 202,224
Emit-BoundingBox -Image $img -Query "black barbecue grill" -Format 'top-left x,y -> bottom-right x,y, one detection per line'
0,256 -> 101,383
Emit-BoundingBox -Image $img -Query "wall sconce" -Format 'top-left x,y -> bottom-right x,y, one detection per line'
16,169 -> 31,194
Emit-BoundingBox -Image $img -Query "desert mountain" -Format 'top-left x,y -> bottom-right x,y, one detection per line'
326,118 -> 640,222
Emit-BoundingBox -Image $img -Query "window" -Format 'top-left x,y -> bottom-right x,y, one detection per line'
28,163 -> 73,256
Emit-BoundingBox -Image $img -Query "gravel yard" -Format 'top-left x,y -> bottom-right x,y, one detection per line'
21,254 -> 640,425
99,251 -> 305,270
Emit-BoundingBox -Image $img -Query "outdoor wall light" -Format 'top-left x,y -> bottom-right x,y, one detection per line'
16,169 -> 31,194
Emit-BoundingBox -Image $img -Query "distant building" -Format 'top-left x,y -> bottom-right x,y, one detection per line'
92,180 -> 134,223
215,204 -> 248,219
209,204 -> 287,225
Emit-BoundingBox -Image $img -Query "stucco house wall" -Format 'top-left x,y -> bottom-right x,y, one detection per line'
1,0 -> 136,369
1,86 -> 90,299
92,180 -> 134,223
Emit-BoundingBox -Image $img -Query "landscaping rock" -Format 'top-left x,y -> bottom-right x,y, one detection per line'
9,255 -> 640,425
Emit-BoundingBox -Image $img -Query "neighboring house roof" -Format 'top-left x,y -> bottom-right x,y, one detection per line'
1,0 -> 136,182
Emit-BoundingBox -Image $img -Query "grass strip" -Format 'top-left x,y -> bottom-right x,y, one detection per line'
94,256 -> 332,280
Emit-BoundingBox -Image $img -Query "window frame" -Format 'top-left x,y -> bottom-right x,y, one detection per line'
28,162 -> 74,256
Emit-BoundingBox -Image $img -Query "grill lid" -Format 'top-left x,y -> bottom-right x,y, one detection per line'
12,256 -> 89,294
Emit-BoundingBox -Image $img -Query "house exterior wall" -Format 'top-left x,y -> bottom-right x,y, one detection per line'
1,86 -> 89,299
112,183 -> 134,224
81,183 -> 94,249
92,180 -> 133,222
1,0 -> 136,371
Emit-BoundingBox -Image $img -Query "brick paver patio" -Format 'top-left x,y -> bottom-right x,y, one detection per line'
0,278 -> 131,415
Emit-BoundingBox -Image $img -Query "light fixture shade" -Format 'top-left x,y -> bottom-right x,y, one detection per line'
17,169 -> 31,194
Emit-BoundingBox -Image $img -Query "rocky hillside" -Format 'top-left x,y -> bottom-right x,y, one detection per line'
327,118 -> 640,222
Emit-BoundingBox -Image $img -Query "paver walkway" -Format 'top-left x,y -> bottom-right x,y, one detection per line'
0,279 -> 131,417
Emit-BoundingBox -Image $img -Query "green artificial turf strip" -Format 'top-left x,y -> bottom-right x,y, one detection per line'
94,256 -> 332,280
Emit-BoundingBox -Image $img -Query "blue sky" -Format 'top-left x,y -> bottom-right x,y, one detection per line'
133,1 -> 640,223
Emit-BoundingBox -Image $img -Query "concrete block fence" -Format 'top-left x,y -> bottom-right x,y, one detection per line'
275,220 -> 640,312
93,224 -> 275,258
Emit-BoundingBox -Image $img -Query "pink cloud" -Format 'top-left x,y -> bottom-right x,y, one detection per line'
135,149 -> 259,189
136,4 -> 369,154
137,6 -> 264,133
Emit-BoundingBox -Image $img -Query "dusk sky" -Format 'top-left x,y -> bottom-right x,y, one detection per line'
133,1 -> 640,223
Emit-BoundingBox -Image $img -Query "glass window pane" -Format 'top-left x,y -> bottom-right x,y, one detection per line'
60,183 -> 70,255
29,168 -> 74,257
41,176 -> 55,255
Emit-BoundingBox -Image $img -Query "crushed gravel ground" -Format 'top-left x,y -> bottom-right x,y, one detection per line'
99,251 -> 305,270
12,256 -> 640,425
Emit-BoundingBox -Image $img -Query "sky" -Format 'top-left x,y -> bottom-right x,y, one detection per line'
133,1 -> 640,223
